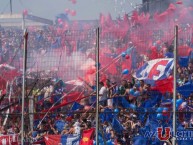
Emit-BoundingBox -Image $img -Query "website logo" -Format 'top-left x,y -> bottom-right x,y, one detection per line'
157,127 -> 171,141
143,127 -> 193,141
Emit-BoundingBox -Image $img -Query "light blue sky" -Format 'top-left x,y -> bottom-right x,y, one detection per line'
0,0 -> 142,20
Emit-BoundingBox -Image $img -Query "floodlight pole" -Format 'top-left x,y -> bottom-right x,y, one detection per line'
21,29 -> 28,145
22,14 -> 26,30
10,0 -> 12,15
95,27 -> 100,145
172,25 -> 178,145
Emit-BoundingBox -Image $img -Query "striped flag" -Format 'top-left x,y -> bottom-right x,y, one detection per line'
44,134 -> 80,145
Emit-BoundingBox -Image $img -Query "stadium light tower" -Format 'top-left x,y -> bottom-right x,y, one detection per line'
10,0 -> 12,15
172,25 -> 178,145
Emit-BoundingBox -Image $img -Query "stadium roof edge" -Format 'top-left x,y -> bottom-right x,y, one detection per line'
0,14 -> 23,19
0,13 -> 53,26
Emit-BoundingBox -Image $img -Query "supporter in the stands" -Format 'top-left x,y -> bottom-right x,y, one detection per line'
99,82 -> 107,107
106,79 -> 113,108
0,125 -> 7,135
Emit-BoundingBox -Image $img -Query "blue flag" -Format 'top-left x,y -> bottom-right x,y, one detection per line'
179,56 -> 189,67
100,108 -> 113,123
113,97 -> 122,107
136,107 -> 146,122
149,90 -> 162,105
178,138 -> 193,145
133,135 -> 147,145
133,58 -> 174,82
144,100 -> 153,108
114,97 -> 137,110
94,133 -> 115,145
68,102 -> 84,117
149,120 -> 159,132
121,97 -> 131,108
177,82 -> 193,98
93,132 -> 105,145
55,120 -> 65,133
165,52 -> 174,58
71,102 -> 84,111
111,118 -> 124,133
61,134 -> 80,145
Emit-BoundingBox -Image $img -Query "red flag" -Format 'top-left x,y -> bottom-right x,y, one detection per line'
122,56 -> 132,73
107,63 -> 117,75
151,76 -> 173,94
62,92 -> 84,104
0,135 -> 19,145
176,1 -> 183,4
167,3 -> 176,11
0,64 -> 20,81
44,135 -> 61,145
0,78 -> 6,90
178,45 -> 191,57
149,46 -> 159,60
131,11 -> 139,22
80,128 -> 95,145
41,92 -> 87,113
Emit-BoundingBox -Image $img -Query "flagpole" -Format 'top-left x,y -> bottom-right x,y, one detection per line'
172,25 -> 178,145
95,27 -> 100,145
21,29 -> 28,145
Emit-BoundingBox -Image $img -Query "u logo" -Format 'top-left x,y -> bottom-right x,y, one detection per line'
148,60 -> 169,80
157,127 -> 171,141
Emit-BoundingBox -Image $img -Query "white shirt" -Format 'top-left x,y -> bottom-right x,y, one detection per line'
99,86 -> 107,101
107,99 -> 113,107
74,126 -> 81,134
44,87 -> 49,101
49,85 -> 54,94
106,126 -> 112,134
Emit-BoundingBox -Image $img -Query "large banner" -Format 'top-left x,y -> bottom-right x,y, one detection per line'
44,134 -> 80,145
0,135 -> 19,145
133,58 -> 173,81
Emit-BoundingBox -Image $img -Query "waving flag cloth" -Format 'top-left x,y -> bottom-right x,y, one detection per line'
177,82 -> 193,98
68,102 -> 84,117
151,76 -> 173,94
0,135 -> 19,145
133,58 -> 174,85
65,79 -> 84,86
0,64 -> 21,81
54,120 -> 65,133
80,128 -> 95,145
71,102 -> 84,111
100,108 -> 113,123
111,118 -> 124,134
44,134 -> 80,145
133,135 -> 147,145
0,77 -> 6,91
178,56 -> 189,67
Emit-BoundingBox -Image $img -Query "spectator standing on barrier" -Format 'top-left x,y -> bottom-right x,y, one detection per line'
99,82 -> 107,107
119,80 -> 128,96
52,80 -> 65,111
43,84 -> 54,110
125,81 -> 134,103
70,122 -> 81,135
106,79 -> 113,108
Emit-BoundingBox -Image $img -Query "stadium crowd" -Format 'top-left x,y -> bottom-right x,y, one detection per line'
1,1 -> 193,145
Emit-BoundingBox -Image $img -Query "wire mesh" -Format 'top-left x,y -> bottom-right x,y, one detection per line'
0,21 -> 193,144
